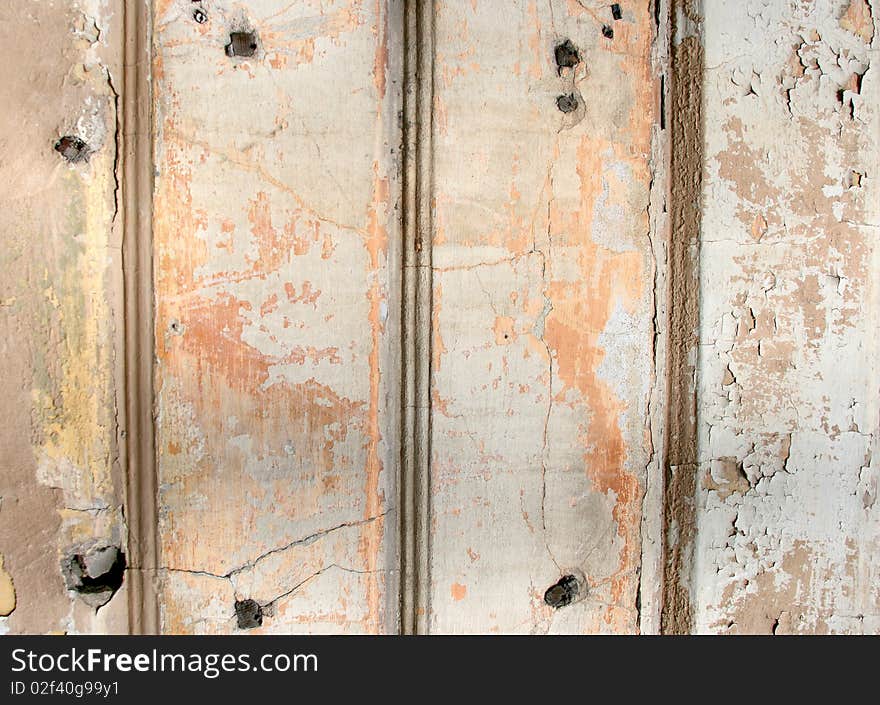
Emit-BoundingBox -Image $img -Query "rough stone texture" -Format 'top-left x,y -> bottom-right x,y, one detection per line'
151,0 -> 402,633
0,0 -> 128,635
661,0 -> 702,635
689,0 -> 880,634
428,0 -> 661,634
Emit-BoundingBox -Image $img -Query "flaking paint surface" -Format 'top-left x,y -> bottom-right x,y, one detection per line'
428,0 -> 659,634
691,0 -> 880,634
152,0 -> 401,633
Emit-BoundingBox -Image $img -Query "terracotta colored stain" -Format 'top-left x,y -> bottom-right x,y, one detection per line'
451,583 -> 467,601
248,193 -> 298,274
432,283 -> 447,373
156,366 -> 364,574
565,0 -> 603,22
155,0 -> 175,18
840,0 -> 875,43
269,53 -> 288,70
152,0 -> 396,631
539,5 -> 656,625
260,293 -> 279,316
284,281 -> 321,306
751,213 -> 768,241
493,316 -> 517,345
358,0 -> 392,630
439,23 -> 478,89
526,0 -> 543,80
372,0 -> 388,99
432,387 -> 452,417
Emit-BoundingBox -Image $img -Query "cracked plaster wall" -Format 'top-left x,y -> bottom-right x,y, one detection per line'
428,0 -> 662,634
152,0 -> 402,634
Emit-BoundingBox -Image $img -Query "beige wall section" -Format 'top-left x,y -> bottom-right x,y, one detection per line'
688,0 -> 880,634
428,0 -> 661,633
0,1 -> 129,634
151,0 -> 402,633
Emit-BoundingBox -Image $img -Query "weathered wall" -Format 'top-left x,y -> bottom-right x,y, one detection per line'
151,0 -> 402,633
685,0 -> 880,634
3,0 -> 878,636
0,0 -> 128,634
427,0 -> 662,633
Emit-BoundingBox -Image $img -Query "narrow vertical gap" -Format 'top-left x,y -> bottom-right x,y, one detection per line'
122,0 -> 159,635
399,0 -> 434,635
661,0 -> 704,635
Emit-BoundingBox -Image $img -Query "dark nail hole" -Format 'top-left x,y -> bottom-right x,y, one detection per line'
193,9 -> 207,24
226,31 -> 258,58
62,545 -> 126,607
554,39 -> 580,73
602,25 -> 614,39
235,599 -> 263,629
544,574 -> 581,609
611,4 -> 622,21
556,94 -> 578,113
54,135 -> 90,163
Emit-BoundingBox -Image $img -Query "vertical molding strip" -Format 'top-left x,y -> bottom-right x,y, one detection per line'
400,0 -> 435,635
661,0 -> 704,635
638,0 -> 673,636
122,0 -> 159,635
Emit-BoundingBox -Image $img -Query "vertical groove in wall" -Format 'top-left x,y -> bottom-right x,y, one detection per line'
399,0 -> 434,635
122,0 -> 158,635
661,0 -> 703,635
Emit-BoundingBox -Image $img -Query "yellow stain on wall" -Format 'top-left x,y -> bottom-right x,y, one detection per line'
0,555 -> 15,616
34,159 -> 117,507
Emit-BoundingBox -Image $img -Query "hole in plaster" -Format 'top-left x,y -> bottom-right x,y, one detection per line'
54,136 -> 90,163
226,31 -> 258,58
193,9 -> 208,24
544,574 -> 582,608
235,599 -> 263,629
611,4 -> 622,20
556,94 -> 578,113
602,25 -> 614,39
554,39 -> 580,73
62,545 -> 126,608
